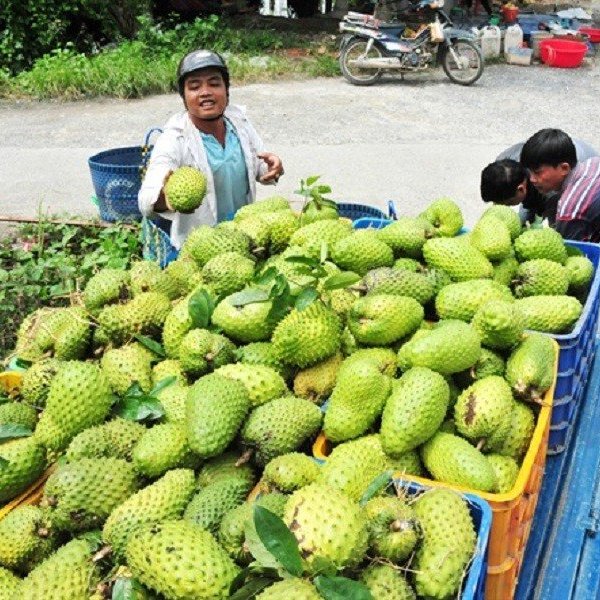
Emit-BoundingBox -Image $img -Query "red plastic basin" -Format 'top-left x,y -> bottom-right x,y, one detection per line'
579,27 -> 600,43
539,39 -> 587,68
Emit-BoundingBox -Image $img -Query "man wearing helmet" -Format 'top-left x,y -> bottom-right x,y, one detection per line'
138,49 -> 284,249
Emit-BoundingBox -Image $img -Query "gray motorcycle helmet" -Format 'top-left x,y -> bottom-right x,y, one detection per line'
177,49 -> 230,96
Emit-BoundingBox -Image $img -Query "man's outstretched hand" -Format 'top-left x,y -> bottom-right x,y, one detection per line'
258,152 -> 284,184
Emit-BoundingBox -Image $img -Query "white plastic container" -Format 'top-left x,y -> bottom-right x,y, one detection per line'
530,31 -> 554,59
503,24 -> 524,56
506,46 -> 533,65
480,26 -> 502,58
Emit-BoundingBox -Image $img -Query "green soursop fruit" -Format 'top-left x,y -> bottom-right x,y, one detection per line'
102,468 -> 196,558
186,373 -> 250,458
163,256 -> 202,295
234,196 -> 290,220
289,219 -> 353,258
514,228 -> 568,264
299,198 -> 339,226
505,333 -> 555,402
435,279 -> 513,322
423,237 -> 493,282
472,299 -> 526,350
397,321 -> 481,375
179,329 -> 235,377
125,520 -> 239,600
498,402 -> 535,460
331,230 -> 394,276
0,437 -> 46,503
256,579 -> 320,599
323,361 -> 392,443
565,255 -> 594,294
33,307 -> 91,361
263,452 -> 321,492
513,259 -> 570,298
272,301 -> 341,368
152,359 -> 187,386
390,450 -> 423,477
42,457 -> 138,532
283,483 -> 368,573
233,215 -> 271,250
201,251 -> 255,296
394,257 -> 421,271
0,565 -> 21,599
348,294 -> 424,346
156,383 -> 188,424
419,198 -> 463,237
421,432 -> 496,492
261,210 -> 300,253
493,254 -> 520,286
19,537 -> 101,600
238,342 -> 294,380
293,353 -> 342,404
197,452 -> 257,489
365,496 -> 420,562
65,418 -> 145,462
132,423 -> 199,478
130,260 -> 180,300
162,295 -> 194,359
0,402 -> 37,430
20,358 -> 61,408
83,268 -> 131,314
180,225 -> 251,266
483,205 -> 522,240
184,474 -> 253,534
241,395 -> 323,465
454,347 -> 506,388
361,267 -> 435,305
361,564 -> 416,600
319,435 -> 390,501
35,361 -> 113,453
377,217 -> 433,258
214,363 -> 288,408
101,343 -> 153,395
164,166 -> 207,212
453,376 -> 514,450
340,347 -> 398,377
413,489 -> 476,599
516,295 -> 582,333
381,367 -> 449,456
0,505 -> 56,573
471,216 -> 512,261
488,454 -> 519,493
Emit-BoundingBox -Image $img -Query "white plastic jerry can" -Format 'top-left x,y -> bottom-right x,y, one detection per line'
504,24 -> 524,56
480,25 -> 502,58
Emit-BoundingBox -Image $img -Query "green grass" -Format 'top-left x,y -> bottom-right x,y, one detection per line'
0,15 -> 341,100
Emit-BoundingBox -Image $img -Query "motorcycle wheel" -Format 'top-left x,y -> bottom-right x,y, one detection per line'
340,39 -> 384,86
441,40 -> 483,86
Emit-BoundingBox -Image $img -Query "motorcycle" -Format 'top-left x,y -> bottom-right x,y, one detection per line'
339,0 -> 484,86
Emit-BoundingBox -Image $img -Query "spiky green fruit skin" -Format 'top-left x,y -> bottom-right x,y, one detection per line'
19,538 -> 100,600
186,373 -> 250,458
348,294 -> 424,346
152,359 -> 187,387
212,294 -> 277,342
34,307 -> 91,361
179,329 -> 235,377
483,205 -> 522,240
289,219 -> 353,258
164,165 -> 207,212
242,396 -> 323,465
454,376 -> 514,450
397,321 -> 481,376
184,474 -> 253,534
34,361 -> 113,453
256,578 -> 321,599
162,296 -> 194,359
214,363 -> 288,408
261,210 -> 300,253
496,402 -> 534,461
293,353 -> 342,404
201,251 -> 255,296
419,198 -> 463,237
20,358 -> 61,408
125,520 -> 239,600
513,259 -> 570,298
0,437 -> 46,503
238,342 -> 295,380
505,333 -> 555,401
65,418 -> 145,462
197,452 -> 256,489
488,454 -> 519,493
102,469 -> 196,558
130,260 -> 180,300
318,435 -> 390,501
394,257 -> 421,271
299,199 -> 339,226
331,231 -> 394,276
362,267 -> 435,305
0,402 -> 37,430
180,225 -> 251,266
164,256 -> 202,294
234,196 -> 290,220
83,268 -> 131,313
365,496 -> 420,562
42,457 -> 138,532
471,216 -> 512,260
381,367 -> 450,456
361,564 -> 416,600
0,505 -> 56,573
421,432 -> 496,492
283,483 -> 368,573
133,423 -> 199,478
413,489 -> 477,599
233,214 -> 271,248
340,347 -> 398,377
390,450 -> 423,477
272,301 -> 342,368
472,299 -> 526,350
514,228 -> 568,264
455,347 -> 506,386
566,255 -> 594,292
101,343 -> 153,395
423,237 -> 493,281
0,565 -> 21,599
263,452 -> 321,492
516,295 -> 582,333
377,217 -> 432,258
154,383 -> 188,425
493,254 -> 520,286
323,361 -> 391,443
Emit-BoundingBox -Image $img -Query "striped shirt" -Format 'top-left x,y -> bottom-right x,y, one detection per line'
555,157 -> 600,242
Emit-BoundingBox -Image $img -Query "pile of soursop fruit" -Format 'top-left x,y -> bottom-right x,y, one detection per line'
0,192 -> 595,600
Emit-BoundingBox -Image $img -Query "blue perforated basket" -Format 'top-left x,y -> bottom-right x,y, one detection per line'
337,202 -> 388,221
141,218 -> 179,269
88,128 -> 162,223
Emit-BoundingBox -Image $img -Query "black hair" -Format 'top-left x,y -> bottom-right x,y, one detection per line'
480,159 -> 528,203
520,128 -> 577,170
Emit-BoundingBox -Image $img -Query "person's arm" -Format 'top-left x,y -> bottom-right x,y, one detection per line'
242,115 -> 284,185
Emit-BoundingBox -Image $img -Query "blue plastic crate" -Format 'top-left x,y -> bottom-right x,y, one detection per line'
141,218 -> 179,268
353,217 -> 393,230
337,203 -> 387,221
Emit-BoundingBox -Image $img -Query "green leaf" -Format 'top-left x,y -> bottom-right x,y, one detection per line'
314,576 -> 374,600
255,266 -> 279,286
359,471 -> 394,507
295,288 -> 319,311
188,288 -> 214,329
228,288 -> 270,307
244,520 -> 283,571
124,382 -> 145,398
268,293 -> 292,324
284,256 -> 320,268
306,175 -> 321,187
253,506 -> 303,577
149,376 -> 177,397
322,272 -> 361,291
315,185 -> 332,195
133,335 -> 165,358
310,556 -> 338,577
113,396 -> 164,423
320,241 -> 329,264
0,423 -> 33,441
112,577 -> 150,600
0,457 -> 9,469
229,577 -> 274,600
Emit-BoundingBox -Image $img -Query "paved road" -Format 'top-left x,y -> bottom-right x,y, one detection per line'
1,59 -> 599,227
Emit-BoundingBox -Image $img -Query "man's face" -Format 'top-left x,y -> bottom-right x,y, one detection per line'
183,68 -> 227,122
528,163 -> 571,195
